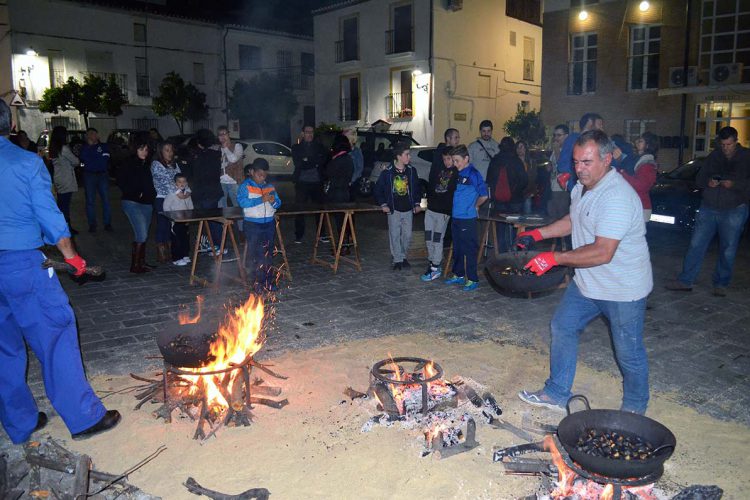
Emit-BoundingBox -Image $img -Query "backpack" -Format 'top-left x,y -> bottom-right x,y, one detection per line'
493,165 -> 512,203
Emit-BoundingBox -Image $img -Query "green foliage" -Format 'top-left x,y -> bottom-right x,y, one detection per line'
314,122 -> 342,136
503,105 -> 546,147
152,72 -> 209,134
38,75 -> 127,127
228,73 -> 298,138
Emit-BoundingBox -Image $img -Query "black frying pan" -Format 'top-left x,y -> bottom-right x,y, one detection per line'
557,395 -> 676,479
484,251 -> 567,294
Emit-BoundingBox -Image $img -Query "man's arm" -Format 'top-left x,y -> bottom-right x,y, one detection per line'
57,236 -> 77,259
554,236 -> 620,268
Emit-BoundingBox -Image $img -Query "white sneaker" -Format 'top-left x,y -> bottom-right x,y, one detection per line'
181,256 -> 191,263
173,258 -> 188,266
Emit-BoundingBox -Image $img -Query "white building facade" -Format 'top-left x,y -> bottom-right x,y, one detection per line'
313,0 -> 542,146
2,0 -> 314,144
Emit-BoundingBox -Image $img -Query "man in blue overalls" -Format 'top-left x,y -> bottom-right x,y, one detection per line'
0,101 -> 120,444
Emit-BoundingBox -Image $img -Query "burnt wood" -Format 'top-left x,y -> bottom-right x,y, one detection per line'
72,454 -> 91,499
184,477 -> 269,500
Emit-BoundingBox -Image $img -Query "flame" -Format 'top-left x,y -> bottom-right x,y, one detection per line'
379,357 -> 453,415
182,295 -> 265,410
544,435 -> 575,494
178,296 -> 204,325
601,484 -> 614,500
423,361 -> 438,379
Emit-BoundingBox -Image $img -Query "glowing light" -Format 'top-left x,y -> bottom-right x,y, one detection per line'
412,69 -> 422,76
26,48 -> 38,56
639,1 -> 650,12
578,10 -> 589,21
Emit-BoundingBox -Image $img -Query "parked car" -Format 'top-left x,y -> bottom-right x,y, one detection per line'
239,140 -> 293,177
649,158 -> 704,231
36,129 -> 87,158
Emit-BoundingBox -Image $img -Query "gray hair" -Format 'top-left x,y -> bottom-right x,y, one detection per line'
575,129 -> 615,161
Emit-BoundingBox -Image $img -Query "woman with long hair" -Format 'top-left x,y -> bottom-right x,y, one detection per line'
151,141 -> 181,263
117,134 -> 156,273
49,126 -> 80,234
618,132 -> 659,223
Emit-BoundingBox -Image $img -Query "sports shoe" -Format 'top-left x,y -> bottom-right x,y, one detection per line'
401,259 -> 411,269
197,236 -> 211,254
320,235 -> 331,243
223,251 -> 238,263
665,279 -> 692,291
444,274 -> 465,285
462,280 -> 479,291
173,258 -> 188,266
181,256 -> 191,263
393,262 -> 402,271
517,390 -> 565,411
294,239 -> 303,244
421,267 -> 441,282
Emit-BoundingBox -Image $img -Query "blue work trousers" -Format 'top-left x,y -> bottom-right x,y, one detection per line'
0,250 -> 105,443
544,281 -> 649,414
244,221 -> 276,291
83,171 -> 111,228
451,218 -> 479,282
678,204 -> 749,287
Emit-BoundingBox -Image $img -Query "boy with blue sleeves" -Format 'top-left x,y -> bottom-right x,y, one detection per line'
238,159 -> 281,292
444,145 -> 489,291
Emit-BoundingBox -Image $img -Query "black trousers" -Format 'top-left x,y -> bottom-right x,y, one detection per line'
171,222 -> 189,260
294,182 -> 321,240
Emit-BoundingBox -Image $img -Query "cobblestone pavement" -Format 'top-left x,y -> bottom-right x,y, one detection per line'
21,185 -> 750,428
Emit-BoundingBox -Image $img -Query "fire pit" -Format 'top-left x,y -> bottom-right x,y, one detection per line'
132,295 -> 288,440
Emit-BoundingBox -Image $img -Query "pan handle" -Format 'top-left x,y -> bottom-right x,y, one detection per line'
565,394 -> 591,415
652,443 -> 675,455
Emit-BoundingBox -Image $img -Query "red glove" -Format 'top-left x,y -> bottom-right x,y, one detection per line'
557,173 -> 571,190
516,229 -> 544,249
525,252 -> 558,276
64,255 -> 87,277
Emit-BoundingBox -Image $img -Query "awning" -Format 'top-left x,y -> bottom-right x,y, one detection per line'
658,83 -> 750,97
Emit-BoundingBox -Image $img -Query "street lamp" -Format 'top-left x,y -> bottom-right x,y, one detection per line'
578,10 -> 589,21
26,47 -> 38,56
639,1 -> 650,12
412,69 -> 423,76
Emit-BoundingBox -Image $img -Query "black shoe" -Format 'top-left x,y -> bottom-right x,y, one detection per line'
71,410 -> 121,440
88,225 -> 96,233
392,262 -> 402,271
402,259 -> 411,269
104,224 -> 113,232
34,412 -> 48,433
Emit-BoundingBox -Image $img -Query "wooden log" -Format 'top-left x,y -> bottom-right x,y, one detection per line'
72,454 -> 91,499
343,387 -> 366,400
249,397 -> 288,410
251,385 -> 281,397
183,477 -> 269,500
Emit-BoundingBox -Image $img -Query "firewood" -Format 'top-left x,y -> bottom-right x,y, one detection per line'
250,385 -> 281,397
343,387 -> 367,400
72,454 -> 91,499
249,397 -> 288,409
23,455 -> 121,483
183,477 -> 269,500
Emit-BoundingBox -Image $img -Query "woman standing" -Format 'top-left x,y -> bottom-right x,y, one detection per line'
48,126 -> 79,234
516,140 -> 535,214
151,142 -> 181,263
618,132 -> 659,223
117,136 -> 156,273
325,135 -> 354,254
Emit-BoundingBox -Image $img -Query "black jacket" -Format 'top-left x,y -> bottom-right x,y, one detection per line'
325,153 -> 354,202
117,155 -> 156,204
292,140 -> 327,184
486,151 -> 528,205
189,147 -> 223,205
698,145 -> 750,210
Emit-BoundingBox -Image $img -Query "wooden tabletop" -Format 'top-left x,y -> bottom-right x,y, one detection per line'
163,203 -> 382,222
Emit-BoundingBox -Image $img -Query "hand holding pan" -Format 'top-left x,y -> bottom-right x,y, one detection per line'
41,258 -> 106,285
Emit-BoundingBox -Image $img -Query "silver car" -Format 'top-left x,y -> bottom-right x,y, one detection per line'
239,140 -> 293,177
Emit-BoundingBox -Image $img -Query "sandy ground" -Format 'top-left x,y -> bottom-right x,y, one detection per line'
35,334 -> 749,499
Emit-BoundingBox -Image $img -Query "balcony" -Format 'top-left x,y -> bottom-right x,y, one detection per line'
335,40 -> 359,63
523,59 -> 535,81
51,69 -> 66,88
385,27 -> 414,55
339,98 -> 359,121
80,71 -> 128,91
292,72 -> 313,91
136,75 -> 150,97
385,92 -> 413,119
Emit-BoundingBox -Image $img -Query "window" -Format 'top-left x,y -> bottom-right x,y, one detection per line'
337,16 -> 359,62
569,32 -> 597,94
624,119 -> 655,144
506,0 -> 541,25
133,23 -> 146,43
253,143 -> 291,157
193,62 -> 205,85
135,57 -> 149,97
523,37 -> 535,81
48,49 -> 65,88
700,1 -> 750,81
239,45 -> 261,70
387,68 -> 413,118
340,74 -> 360,121
628,25 -> 660,90
277,50 -> 293,79
386,2 -> 414,54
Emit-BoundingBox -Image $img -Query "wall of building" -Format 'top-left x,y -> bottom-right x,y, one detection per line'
541,0 -> 701,168
432,0 -> 542,145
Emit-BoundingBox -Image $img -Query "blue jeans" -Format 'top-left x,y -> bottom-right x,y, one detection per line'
451,218 -> 479,282
244,221 -> 275,290
121,200 -> 153,243
678,204 -> 749,287
219,183 -> 239,208
153,198 -> 171,244
0,250 -> 106,443
544,281 -> 649,414
83,171 -> 111,228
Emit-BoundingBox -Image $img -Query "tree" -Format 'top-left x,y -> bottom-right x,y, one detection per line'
39,74 -> 127,128
228,73 -> 298,139
503,105 -> 546,147
152,72 -> 209,134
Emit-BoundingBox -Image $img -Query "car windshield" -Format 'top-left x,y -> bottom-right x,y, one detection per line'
667,160 -> 701,181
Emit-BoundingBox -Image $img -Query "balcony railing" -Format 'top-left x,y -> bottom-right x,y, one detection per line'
523,59 -> 535,81
385,27 -> 414,54
80,71 -> 128,91
51,69 -> 66,88
385,92 -> 413,119
136,75 -> 150,97
339,98 -> 359,121
335,40 -> 359,63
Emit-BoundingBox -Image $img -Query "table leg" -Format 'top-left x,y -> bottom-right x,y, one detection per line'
324,212 -> 337,252
226,221 -> 246,282
312,213 -> 325,264
274,217 -> 292,281
345,211 -> 362,271
205,222 -> 217,259
332,212 -> 346,273
491,222 -> 500,258
478,220 -> 490,264
189,220 -> 204,286
213,222 -> 229,288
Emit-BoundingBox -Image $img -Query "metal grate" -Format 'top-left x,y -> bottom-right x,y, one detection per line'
385,92 -> 413,119
385,27 -> 414,55
335,40 -> 358,63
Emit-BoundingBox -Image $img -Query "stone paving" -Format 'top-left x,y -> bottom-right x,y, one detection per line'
21,185 -> 750,429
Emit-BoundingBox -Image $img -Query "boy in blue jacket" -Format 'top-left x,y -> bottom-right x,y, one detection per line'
444,145 -> 489,291
373,142 -> 423,270
238,158 -> 281,292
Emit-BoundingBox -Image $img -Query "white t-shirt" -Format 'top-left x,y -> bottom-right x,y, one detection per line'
220,143 -> 244,185
570,169 -> 653,302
